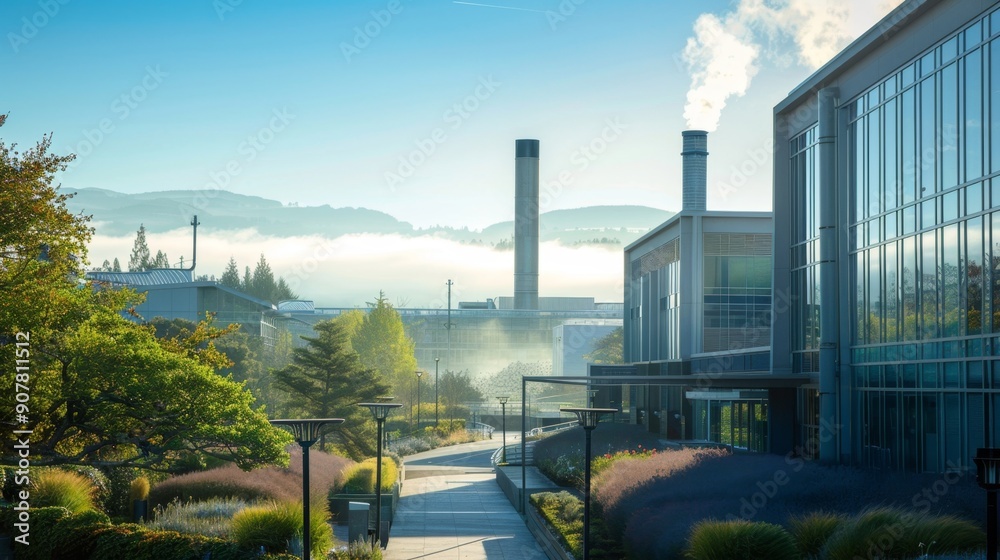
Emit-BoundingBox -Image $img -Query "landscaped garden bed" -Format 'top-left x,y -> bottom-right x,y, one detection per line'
0,446 -> 384,560
328,457 -> 401,527
528,424 -> 987,559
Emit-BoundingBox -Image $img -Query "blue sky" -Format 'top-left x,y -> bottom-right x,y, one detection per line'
1,0 -> 902,305
2,0 -> 820,228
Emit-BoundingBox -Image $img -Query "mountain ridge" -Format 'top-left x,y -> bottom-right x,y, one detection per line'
62,187 -> 675,246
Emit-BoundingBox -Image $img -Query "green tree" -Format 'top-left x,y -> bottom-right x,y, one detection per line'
22,305 -> 291,472
585,326 -> 624,364
273,320 -> 389,460
220,256 -> 241,289
0,118 -> 291,473
273,276 -> 296,302
250,254 -> 275,299
112,257 -> 121,272
0,114 -> 88,301
351,292 -> 418,411
439,370 -> 482,423
149,316 -> 290,416
128,224 -> 151,271
242,265 -> 252,293
334,309 -> 365,351
151,249 -> 170,269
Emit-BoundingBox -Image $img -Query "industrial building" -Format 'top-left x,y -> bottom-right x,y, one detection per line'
88,139 -> 624,385
599,130 -> 782,453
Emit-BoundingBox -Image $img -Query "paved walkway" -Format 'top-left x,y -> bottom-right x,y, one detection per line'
383,471 -> 547,559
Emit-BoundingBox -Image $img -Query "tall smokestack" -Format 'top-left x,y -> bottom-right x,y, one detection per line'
681,130 -> 708,212
514,139 -> 539,310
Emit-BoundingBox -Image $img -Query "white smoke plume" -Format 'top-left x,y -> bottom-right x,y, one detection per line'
683,0 -> 906,131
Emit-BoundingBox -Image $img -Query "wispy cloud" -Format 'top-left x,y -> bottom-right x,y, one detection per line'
452,1 -> 548,14
683,0 -> 906,132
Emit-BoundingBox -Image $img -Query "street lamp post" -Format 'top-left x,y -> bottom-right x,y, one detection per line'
497,396 -> 509,463
561,407 -> 618,560
358,401 -> 403,550
270,418 -> 345,560
974,448 -> 1000,559
434,357 -> 440,426
416,371 -> 423,430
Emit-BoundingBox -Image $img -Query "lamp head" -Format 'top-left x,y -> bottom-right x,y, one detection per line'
270,418 -> 345,446
561,407 -> 618,429
497,396 -> 509,405
359,402 -> 403,422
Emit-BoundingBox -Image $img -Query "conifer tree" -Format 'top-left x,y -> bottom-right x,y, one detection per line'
128,224 -> 151,271
220,256 -> 241,289
151,250 -> 170,269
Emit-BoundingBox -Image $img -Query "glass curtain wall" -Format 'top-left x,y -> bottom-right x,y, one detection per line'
848,9 -> 1000,471
789,127 -> 822,374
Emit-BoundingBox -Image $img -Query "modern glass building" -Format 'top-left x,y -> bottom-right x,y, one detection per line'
615,130 -> 786,452
773,0 -> 1000,472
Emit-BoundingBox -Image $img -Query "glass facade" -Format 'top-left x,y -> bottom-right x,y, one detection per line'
845,7 -> 1000,471
627,238 -> 681,361
703,233 -> 773,353
790,126 -> 822,373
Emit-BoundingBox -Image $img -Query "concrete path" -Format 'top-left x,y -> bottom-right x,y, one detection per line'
383,438 -> 547,560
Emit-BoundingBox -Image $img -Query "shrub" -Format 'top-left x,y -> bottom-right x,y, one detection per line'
88,523 -> 249,560
821,507 -> 984,560
598,451 -> 986,559
330,537 -> 385,559
685,519 -> 798,560
0,506 -> 110,560
591,446 -> 656,477
130,476 -> 150,502
31,469 -> 98,513
788,511 -> 846,559
230,500 -> 333,557
532,492 -> 583,558
534,423 -> 665,466
594,447 -> 727,541
150,446 -> 352,509
334,458 -> 398,494
149,497 -> 250,538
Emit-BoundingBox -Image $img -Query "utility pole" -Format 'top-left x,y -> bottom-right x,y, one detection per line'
445,279 -> 454,377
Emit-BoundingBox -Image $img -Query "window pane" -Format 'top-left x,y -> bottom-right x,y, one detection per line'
921,231 -> 939,338
942,223 -> 960,337
966,48 -> 984,180
967,216 -> 984,335
920,76 -> 937,194
870,107 -> 883,215
901,88 -> 917,203
991,40 -> 1000,171
885,99 -> 898,209
941,63 -> 959,189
